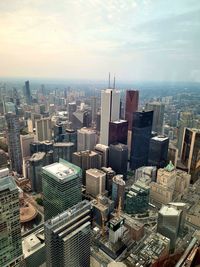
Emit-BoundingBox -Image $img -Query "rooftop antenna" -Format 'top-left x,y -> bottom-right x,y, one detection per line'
113,75 -> 116,89
108,72 -> 111,88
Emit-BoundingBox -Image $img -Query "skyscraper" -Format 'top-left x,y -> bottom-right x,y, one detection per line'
35,117 -> 52,142
29,152 -> 46,193
42,158 -> 82,220
100,89 -> 120,145
112,175 -> 125,209
0,176 -> 23,267
53,142 -> 75,163
5,112 -> 22,174
94,143 -> 109,168
181,128 -> 200,183
24,80 -> 31,105
77,127 -> 96,151
20,134 -> 34,159
148,135 -> 169,168
130,111 -> 153,170
72,150 -> 99,185
109,143 -> 128,178
157,205 -> 181,251
145,102 -> 165,134
44,200 -> 91,267
108,120 -> 128,145
86,168 -> 106,197
125,90 -> 139,131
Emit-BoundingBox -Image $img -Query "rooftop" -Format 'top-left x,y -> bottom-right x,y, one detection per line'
86,168 -> 105,177
42,159 -> 81,182
0,176 -> 17,192
159,205 -> 181,216
152,135 -> 169,142
53,142 -> 74,147
29,152 -> 46,162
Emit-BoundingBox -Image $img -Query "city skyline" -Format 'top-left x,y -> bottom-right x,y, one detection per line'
0,0 -> 200,82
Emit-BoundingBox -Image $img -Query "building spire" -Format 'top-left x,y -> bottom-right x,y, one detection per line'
108,72 -> 111,88
113,75 -> 116,89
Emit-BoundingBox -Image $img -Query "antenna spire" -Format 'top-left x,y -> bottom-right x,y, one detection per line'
108,72 -> 111,88
113,75 -> 116,89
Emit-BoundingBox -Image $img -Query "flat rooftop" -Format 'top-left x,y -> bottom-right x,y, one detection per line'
29,152 -> 46,162
42,159 -> 81,182
53,142 -> 74,147
0,176 -> 17,192
86,168 -> 105,177
152,135 -> 169,142
159,205 -> 181,216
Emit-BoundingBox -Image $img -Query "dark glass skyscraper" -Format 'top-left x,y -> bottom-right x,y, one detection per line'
130,111 -> 153,170
148,136 -> 169,168
109,143 -> 128,178
108,120 -> 128,145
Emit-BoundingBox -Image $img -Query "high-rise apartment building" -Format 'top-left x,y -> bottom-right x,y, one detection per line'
125,90 -> 139,131
109,143 -> 128,178
100,89 -> 120,145
181,128 -> 200,183
42,159 -> 82,220
148,136 -> 169,168
5,112 -> 22,174
145,102 -> 165,134
86,168 -> 106,197
77,127 -> 96,151
35,118 -> 52,142
44,200 -> 91,267
0,176 -> 23,267
130,111 -> 153,170
108,120 -> 128,145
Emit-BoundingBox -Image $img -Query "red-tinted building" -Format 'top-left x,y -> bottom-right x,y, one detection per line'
125,90 -> 139,130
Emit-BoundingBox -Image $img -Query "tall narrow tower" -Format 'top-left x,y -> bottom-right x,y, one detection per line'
5,112 -> 22,174
100,89 -> 120,145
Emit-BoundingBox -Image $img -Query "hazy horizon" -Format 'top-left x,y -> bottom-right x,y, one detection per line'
1,0 -> 200,82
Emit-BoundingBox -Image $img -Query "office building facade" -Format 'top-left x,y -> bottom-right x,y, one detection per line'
109,143 -> 128,178
77,127 -> 96,152
42,159 -> 82,220
181,128 -> 200,183
35,118 -> 52,142
29,152 -> 46,192
5,112 -> 22,174
125,90 -> 139,131
0,176 -> 23,267
130,111 -> 153,170
100,89 -> 120,145
108,120 -> 128,145
44,200 -> 91,267
145,102 -> 165,134
148,136 -> 169,168
86,168 -> 106,197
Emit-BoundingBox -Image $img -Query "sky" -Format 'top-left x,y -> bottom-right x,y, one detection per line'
0,0 -> 200,82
